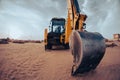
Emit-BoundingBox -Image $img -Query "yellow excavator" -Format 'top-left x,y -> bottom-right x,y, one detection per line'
44,0 -> 106,76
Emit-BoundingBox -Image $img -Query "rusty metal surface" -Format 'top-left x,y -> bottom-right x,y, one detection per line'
70,31 -> 106,75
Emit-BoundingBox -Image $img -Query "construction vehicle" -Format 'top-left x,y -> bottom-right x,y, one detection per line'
44,18 -> 69,49
44,0 -> 106,76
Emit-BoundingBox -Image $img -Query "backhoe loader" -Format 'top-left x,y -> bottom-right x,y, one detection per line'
44,18 -> 69,50
44,0 -> 106,76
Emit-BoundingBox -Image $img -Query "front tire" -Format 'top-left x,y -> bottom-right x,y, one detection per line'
47,44 -> 52,49
45,45 -> 47,50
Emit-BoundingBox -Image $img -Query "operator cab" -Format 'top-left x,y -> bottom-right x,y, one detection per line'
49,18 -> 65,34
47,18 -> 65,45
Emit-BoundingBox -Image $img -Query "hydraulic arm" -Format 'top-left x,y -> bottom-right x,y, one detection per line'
67,0 -> 106,75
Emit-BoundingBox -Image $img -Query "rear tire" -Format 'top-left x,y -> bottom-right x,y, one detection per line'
64,44 -> 69,49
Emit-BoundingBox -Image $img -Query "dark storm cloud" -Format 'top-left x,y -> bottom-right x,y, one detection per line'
82,0 -> 120,38
0,0 -> 67,40
0,0 -> 120,39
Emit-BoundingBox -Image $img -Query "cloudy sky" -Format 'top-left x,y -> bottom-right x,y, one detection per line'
0,0 -> 120,40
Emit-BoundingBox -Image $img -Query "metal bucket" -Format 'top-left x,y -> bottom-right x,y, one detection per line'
69,31 -> 106,76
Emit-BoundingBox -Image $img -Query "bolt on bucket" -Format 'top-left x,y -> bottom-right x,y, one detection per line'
69,31 -> 106,76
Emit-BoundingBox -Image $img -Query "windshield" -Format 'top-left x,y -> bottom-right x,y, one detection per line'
53,25 -> 64,33
49,19 -> 65,33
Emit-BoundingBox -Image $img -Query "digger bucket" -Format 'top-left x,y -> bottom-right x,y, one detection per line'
69,31 -> 106,76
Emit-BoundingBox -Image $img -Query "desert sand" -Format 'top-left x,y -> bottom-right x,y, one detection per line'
0,43 -> 120,80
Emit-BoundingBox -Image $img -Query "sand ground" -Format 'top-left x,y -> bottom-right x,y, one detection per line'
0,43 -> 120,80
